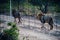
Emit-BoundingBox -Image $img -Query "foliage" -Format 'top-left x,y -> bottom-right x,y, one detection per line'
0,0 -> 60,13
1,22 -> 19,40
7,22 -> 16,26
7,22 -> 12,26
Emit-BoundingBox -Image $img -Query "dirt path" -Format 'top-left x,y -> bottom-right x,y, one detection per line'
0,15 -> 60,40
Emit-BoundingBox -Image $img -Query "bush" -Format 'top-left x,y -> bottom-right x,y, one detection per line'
7,22 -> 12,26
1,22 -> 19,40
7,22 -> 16,26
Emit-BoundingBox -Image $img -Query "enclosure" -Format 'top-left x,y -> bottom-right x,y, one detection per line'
0,0 -> 60,40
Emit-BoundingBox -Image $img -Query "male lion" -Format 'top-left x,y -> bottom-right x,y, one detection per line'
36,12 -> 53,30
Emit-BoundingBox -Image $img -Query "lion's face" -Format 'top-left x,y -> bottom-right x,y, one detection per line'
36,13 -> 43,20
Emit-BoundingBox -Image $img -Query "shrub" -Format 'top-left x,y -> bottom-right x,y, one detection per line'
2,22 -> 19,40
7,22 -> 12,26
